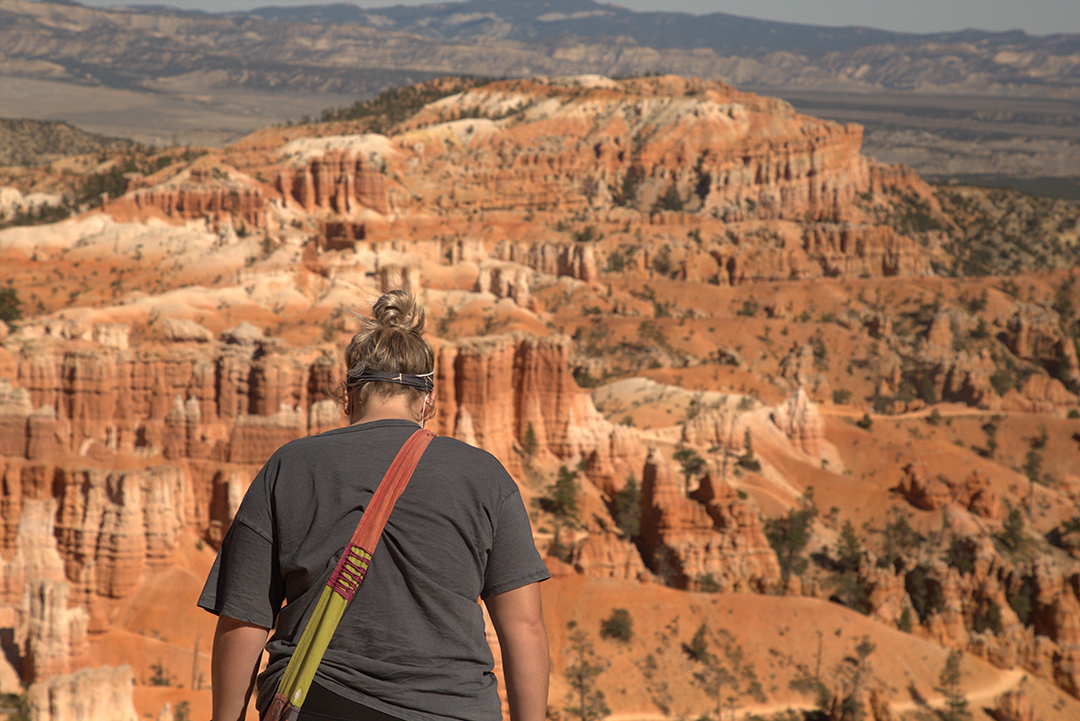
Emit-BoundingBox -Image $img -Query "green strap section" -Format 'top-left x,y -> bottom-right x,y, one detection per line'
274,586 -> 349,707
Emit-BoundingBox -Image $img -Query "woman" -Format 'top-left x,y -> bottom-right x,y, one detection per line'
199,290 -> 550,721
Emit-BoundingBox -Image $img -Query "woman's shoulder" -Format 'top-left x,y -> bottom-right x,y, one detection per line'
429,434 -> 506,468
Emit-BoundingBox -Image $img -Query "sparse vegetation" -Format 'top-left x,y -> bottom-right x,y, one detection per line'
0,692 -> 29,721
0,284 -> 23,327
652,244 -> 673,276
935,186 -> 1080,276
974,600 -> 1003,635
935,649 -> 971,721
563,628 -> 611,721
906,563 -> 944,622
765,493 -> 818,582
599,608 -> 633,642
828,521 -> 872,614
995,507 -> 1028,554
521,422 -> 538,461
616,166 -> 644,208
685,624 -> 767,721
148,659 -> 176,687
943,534 -> 977,576
673,446 -> 707,492
736,297 -> 759,317
320,76 -> 492,132
979,414 -> 1002,457
736,429 -> 761,472
538,466 -> 580,523
655,182 -> 684,212
612,476 -> 641,540
877,508 -> 925,570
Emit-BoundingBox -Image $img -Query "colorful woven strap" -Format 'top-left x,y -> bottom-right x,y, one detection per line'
271,429 -> 435,712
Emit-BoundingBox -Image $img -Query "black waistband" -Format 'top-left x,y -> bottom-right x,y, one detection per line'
292,680 -> 406,721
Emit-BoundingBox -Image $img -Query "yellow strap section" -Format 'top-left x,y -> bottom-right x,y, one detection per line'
274,586 -> 349,707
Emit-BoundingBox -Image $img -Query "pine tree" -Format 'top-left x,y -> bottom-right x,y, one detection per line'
564,629 -> 610,721
935,649 -> 971,721
522,422 -> 538,461
612,475 -> 640,539
764,501 -> 818,582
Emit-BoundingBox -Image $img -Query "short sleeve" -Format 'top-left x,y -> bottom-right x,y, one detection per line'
480,489 -> 550,599
197,519 -> 285,628
197,461 -> 285,627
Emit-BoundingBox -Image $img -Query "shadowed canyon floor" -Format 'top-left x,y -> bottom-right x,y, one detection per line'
0,74 -> 1078,721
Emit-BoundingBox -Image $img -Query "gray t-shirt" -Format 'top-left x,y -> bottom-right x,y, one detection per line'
198,419 -> 550,721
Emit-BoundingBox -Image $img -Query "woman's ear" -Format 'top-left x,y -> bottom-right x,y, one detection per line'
421,388 -> 438,423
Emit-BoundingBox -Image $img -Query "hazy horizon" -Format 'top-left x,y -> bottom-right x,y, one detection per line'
71,0 -> 1080,36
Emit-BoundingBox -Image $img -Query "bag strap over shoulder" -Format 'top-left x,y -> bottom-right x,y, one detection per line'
327,428 -> 435,601
267,428 -> 435,718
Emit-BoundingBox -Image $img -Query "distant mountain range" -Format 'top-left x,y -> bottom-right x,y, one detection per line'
3,0 -> 1077,97
1,0 -> 1078,192
241,0 -> 920,53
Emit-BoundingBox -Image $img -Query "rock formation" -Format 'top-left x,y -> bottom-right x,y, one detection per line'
2,70 -> 1079,719
1004,306 -> 1080,391
275,151 -> 389,215
28,664 -> 138,721
20,579 -> 88,683
131,167 -> 268,230
639,447 -> 780,592
770,387 -> 826,459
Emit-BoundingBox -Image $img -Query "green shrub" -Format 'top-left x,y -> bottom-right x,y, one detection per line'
521,422 -> 538,460
943,535 -> 977,575
538,467 -> 579,521
736,297 -> 759,317
765,502 -> 817,581
996,508 -> 1026,553
656,183 -> 684,212
1009,582 -> 1034,626
673,446 -> 707,485
0,285 -> 23,327
905,564 -> 944,622
617,166 -> 643,207
612,476 -> 641,539
599,608 -> 633,642
697,573 -> 721,593
573,225 -> 599,243
974,601 -> 1003,634
148,659 -> 175,687
652,245 -> 673,275
878,509 -> 925,570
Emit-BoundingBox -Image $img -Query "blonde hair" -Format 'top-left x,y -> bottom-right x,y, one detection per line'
344,290 -> 435,414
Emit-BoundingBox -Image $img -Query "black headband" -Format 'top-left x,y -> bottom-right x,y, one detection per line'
345,370 -> 434,392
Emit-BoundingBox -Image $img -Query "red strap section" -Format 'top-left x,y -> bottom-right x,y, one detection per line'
326,429 -> 435,598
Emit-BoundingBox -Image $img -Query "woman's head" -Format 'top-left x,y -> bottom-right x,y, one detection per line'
344,290 -> 435,418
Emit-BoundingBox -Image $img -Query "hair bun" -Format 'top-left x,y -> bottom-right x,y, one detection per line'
372,289 -> 425,334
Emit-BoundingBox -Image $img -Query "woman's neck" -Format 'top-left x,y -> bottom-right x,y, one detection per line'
351,395 -> 420,426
